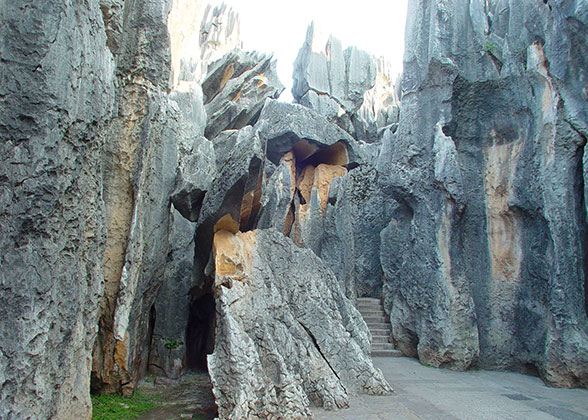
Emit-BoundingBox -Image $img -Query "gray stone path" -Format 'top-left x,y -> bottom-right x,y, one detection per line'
312,357 -> 588,420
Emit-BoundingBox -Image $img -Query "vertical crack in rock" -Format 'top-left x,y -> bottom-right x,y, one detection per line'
297,320 -> 343,383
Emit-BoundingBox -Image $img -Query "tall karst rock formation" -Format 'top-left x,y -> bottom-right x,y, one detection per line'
0,1 -> 115,419
1,0 -> 587,420
377,0 -> 588,387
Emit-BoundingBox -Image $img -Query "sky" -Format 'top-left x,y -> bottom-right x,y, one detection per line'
208,1 -> 409,101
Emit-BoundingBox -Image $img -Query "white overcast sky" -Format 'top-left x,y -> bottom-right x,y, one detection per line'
208,1 -> 409,101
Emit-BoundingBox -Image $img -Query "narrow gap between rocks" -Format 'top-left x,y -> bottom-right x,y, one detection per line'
146,304 -> 156,371
185,293 -> 216,372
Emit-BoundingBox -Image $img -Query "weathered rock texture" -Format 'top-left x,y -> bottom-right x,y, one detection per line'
290,29 -> 398,299
321,153 -> 394,299
91,0 -> 189,396
355,57 -> 401,142
0,1 -> 115,419
0,0 -> 393,418
293,22 -> 376,116
202,50 -> 284,140
379,0 -> 588,386
208,229 -> 392,420
4,0 -> 588,418
292,22 -> 386,141
255,100 -> 368,257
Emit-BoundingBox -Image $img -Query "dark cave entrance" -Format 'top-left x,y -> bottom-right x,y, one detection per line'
185,292 -> 216,371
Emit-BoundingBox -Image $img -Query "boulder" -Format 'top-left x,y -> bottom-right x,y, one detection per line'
256,99 -> 364,168
208,229 -> 392,419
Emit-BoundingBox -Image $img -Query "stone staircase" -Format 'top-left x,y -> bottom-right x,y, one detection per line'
357,298 -> 402,357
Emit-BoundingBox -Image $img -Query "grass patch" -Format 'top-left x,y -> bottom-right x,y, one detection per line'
91,391 -> 159,420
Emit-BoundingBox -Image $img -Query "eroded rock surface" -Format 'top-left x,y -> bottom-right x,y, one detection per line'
0,1 -> 114,418
208,229 -> 392,420
92,0 -> 191,396
203,50 -> 284,140
379,0 -> 588,385
292,23 -> 376,117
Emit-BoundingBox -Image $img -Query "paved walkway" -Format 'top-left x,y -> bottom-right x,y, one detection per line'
312,357 -> 588,420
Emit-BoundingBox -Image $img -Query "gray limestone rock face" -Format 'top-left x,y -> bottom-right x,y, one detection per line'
292,23 -> 376,116
94,83 -> 182,395
171,133 -> 215,222
148,91 -> 213,379
355,58 -> 401,143
0,1 -> 115,419
208,229 -> 392,420
292,22 -> 392,142
255,100 -> 373,257
321,154 -> 395,299
380,0 -> 588,386
190,125 -> 266,296
202,49 -> 284,140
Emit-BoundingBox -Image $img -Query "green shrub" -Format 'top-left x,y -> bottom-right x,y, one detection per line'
91,391 -> 158,420
164,339 -> 181,350
485,40 -> 497,54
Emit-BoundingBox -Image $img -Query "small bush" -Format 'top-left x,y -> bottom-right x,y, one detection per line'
91,391 -> 158,420
485,40 -> 497,54
164,339 -> 181,350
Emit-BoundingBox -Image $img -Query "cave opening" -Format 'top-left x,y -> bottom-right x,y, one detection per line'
185,292 -> 216,372
146,304 -> 156,374
291,139 -> 350,172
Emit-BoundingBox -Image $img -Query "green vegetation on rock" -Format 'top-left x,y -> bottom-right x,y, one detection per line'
91,391 -> 159,420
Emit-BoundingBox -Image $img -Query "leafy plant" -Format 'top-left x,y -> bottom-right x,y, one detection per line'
485,40 -> 497,55
164,339 -> 181,350
91,391 -> 158,420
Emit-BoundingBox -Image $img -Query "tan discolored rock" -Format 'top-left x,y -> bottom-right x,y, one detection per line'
212,230 -> 256,288
214,214 -> 240,233
483,134 -> 523,285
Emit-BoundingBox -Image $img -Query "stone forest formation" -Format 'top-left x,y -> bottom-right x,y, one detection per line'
1,0 -> 588,419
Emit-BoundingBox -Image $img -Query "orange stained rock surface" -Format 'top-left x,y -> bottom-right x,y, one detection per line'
219,63 -> 235,91
213,229 -> 257,287
255,73 -> 268,89
214,214 -> 240,233
297,163 -> 347,212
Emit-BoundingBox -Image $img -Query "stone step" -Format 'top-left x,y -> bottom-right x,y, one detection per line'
358,307 -> 383,314
357,300 -> 381,308
371,349 -> 404,357
357,303 -> 382,309
363,316 -> 388,324
372,335 -> 391,344
357,301 -> 382,306
372,342 -> 396,350
358,310 -> 386,317
367,323 -> 391,330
